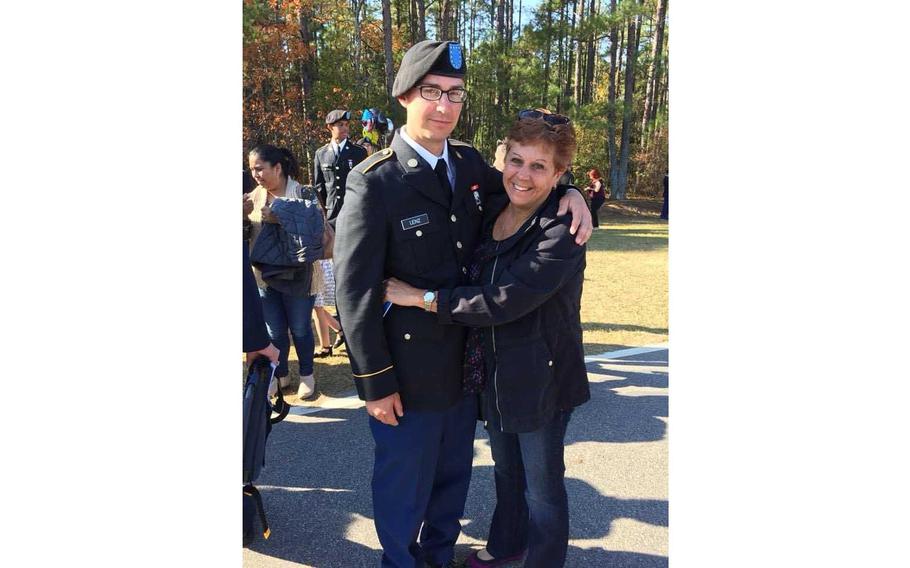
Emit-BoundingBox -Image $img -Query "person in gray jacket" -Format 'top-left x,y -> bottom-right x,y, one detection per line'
384,110 -> 589,568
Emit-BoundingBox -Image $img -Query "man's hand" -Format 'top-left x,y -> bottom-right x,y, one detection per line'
366,393 -> 404,426
246,342 -> 279,365
557,188 -> 593,245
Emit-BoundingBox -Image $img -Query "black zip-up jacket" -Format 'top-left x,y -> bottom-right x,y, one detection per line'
436,190 -> 590,433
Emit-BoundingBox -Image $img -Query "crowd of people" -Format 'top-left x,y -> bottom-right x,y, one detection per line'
243,39 -> 606,567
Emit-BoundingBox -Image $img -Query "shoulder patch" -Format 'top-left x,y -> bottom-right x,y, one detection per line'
360,148 -> 395,173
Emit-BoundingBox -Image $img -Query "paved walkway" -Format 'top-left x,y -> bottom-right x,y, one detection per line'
243,344 -> 668,567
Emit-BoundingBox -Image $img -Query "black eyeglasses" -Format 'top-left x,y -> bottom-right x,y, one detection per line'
417,85 -> 468,103
518,109 -> 570,125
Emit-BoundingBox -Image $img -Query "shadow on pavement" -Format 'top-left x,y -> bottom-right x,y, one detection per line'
245,347 -> 669,566
245,407 -> 379,567
559,353 -> 668,446
461,466 -> 667,539
565,548 -> 668,567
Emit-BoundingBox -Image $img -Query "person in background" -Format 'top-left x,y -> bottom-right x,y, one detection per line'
242,222 -> 279,365
313,110 -> 369,229
383,110 -> 589,568
312,258 -> 344,358
492,139 -> 508,172
246,144 -> 319,400
557,165 -> 575,186
660,171 -> 668,220
243,166 -> 256,194
357,136 -> 377,156
242,192 -> 279,548
585,168 -> 607,229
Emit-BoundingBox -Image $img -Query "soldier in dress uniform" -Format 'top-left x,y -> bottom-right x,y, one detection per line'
313,109 -> 369,228
333,40 -> 592,568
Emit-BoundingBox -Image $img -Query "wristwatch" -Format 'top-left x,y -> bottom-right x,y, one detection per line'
423,290 -> 437,311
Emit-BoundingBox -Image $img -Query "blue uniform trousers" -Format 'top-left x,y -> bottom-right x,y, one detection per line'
369,394 -> 477,568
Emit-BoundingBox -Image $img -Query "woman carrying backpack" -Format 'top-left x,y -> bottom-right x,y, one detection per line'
245,144 -> 319,399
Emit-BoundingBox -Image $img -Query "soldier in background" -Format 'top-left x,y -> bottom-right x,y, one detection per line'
313,109 -> 368,229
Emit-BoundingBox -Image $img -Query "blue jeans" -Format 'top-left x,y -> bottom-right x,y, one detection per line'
258,286 -> 315,377
485,410 -> 573,568
370,395 -> 478,568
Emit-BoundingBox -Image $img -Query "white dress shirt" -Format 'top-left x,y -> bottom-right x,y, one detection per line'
399,127 -> 456,190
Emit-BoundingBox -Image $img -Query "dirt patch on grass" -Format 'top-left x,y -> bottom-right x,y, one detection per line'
600,198 -> 665,219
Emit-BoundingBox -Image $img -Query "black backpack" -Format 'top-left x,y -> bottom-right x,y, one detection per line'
243,358 -> 289,540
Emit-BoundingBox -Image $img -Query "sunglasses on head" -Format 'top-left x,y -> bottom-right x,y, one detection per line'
518,109 -> 570,125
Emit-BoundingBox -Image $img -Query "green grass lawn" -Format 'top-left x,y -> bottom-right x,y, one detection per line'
262,199 -> 668,406
580,213 -> 668,355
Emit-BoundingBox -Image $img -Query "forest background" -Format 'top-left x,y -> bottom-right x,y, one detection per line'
243,0 -> 668,198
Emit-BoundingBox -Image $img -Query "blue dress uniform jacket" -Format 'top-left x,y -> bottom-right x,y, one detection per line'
334,130 -> 504,412
313,140 -> 368,228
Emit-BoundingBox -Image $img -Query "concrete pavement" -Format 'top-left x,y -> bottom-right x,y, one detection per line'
243,344 -> 668,567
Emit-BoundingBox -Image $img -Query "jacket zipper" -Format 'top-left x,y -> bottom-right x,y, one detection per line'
490,243 -> 503,430
490,215 -> 538,430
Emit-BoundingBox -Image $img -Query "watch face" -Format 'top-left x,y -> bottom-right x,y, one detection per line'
423,291 -> 435,302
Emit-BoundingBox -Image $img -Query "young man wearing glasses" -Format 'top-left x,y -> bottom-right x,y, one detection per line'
313,109 -> 369,229
334,40 -> 592,568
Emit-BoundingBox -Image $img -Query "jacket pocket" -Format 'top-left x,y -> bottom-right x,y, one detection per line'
383,305 -> 445,343
384,307 -> 460,394
391,214 -> 445,272
493,336 -> 557,419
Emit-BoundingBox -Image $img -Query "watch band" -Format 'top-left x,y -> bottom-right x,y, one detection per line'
423,290 -> 437,311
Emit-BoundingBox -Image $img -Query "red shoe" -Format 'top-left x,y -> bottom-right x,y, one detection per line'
465,549 -> 525,567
